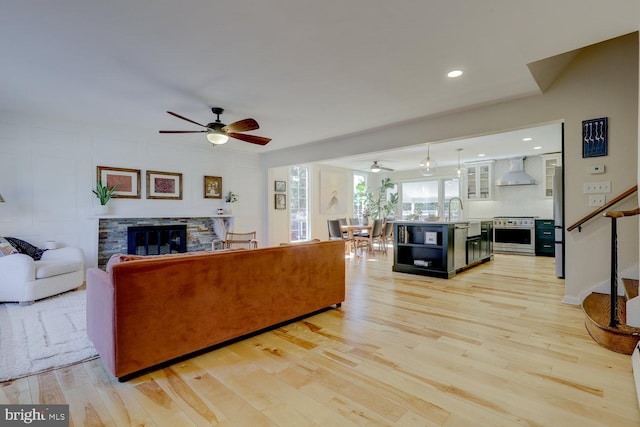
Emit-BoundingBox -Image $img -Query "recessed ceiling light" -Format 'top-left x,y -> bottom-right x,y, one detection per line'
478,153 -> 486,157
447,70 -> 463,78
522,137 -> 532,141
533,146 -> 542,150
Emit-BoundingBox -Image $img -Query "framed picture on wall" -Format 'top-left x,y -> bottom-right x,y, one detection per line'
204,176 -> 223,199
97,166 -> 141,199
146,170 -> 183,199
275,180 -> 286,192
275,193 -> 286,210
582,117 -> 608,158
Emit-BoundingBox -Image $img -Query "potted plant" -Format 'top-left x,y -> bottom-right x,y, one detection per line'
92,180 -> 118,215
224,191 -> 238,214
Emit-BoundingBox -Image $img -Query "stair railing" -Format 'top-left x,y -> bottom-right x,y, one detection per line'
603,207 -> 640,327
567,185 -> 637,232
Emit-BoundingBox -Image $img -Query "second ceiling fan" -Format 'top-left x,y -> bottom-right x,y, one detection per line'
159,107 -> 271,146
370,161 -> 394,172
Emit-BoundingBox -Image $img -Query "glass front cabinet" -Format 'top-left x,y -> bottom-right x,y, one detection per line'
466,161 -> 494,200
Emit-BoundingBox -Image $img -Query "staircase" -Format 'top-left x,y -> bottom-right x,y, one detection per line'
582,279 -> 640,355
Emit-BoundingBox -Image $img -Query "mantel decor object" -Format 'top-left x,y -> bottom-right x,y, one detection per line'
582,117 -> 608,158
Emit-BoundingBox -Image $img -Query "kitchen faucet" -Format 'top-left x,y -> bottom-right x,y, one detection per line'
447,197 -> 464,221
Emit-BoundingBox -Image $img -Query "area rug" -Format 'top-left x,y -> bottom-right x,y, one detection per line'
0,289 -> 98,382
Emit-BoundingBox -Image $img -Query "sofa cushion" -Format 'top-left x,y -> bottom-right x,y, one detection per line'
35,259 -> 83,279
0,237 -> 19,257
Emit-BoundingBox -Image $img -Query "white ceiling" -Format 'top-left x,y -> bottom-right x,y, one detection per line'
0,1 -> 638,157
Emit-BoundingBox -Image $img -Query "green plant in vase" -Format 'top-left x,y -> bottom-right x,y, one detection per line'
93,180 -> 119,214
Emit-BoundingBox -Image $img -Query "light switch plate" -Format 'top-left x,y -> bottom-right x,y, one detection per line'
589,164 -> 605,174
584,181 -> 611,193
589,195 -> 606,206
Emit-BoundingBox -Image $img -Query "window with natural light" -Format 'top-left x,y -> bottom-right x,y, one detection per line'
289,166 -> 309,241
401,178 -> 459,220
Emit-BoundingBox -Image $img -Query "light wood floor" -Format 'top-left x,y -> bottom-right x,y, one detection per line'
2,252 -> 639,426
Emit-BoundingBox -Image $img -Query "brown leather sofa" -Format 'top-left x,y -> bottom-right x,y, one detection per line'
86,240 -> 345,380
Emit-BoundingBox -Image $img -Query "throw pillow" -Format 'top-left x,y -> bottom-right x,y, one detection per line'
4,237 -> 47,260
0,237 -> 19,257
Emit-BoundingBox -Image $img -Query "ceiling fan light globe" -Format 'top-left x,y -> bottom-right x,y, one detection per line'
371,166 -> 380,173
207,132 -> 229,145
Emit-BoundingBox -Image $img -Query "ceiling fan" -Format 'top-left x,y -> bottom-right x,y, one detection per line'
370,161 -> 394,173
159,107 -> 271,146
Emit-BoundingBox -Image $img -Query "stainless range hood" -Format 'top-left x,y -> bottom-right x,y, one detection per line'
495,157 -> 537,186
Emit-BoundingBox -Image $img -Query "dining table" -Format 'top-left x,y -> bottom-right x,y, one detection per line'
340,223 -> 374,254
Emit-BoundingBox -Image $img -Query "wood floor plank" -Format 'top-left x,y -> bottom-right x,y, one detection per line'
2,252 -> 640,425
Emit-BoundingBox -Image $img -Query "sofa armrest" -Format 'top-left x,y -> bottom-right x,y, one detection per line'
0,253 -> 36,284
86,267 -> 116,375
41,247 -> 85,266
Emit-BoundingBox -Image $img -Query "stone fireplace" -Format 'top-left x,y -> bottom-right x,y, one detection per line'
97,216 -> 233,270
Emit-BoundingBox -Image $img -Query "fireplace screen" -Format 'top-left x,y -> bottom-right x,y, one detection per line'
127,225 -> 187,256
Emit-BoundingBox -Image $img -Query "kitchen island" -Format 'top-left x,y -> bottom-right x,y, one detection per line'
393,220 -> 493,279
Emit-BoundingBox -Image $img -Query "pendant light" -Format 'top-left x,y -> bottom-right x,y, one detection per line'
419,144 -> 437,176
456,148 -> 463,178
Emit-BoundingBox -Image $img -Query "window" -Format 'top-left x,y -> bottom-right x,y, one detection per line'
353,173 -> 367,219
402,180 -> 439,219
289,166 -> 309,241
401,178 -> 460,220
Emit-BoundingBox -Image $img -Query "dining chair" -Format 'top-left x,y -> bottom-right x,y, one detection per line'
224,231 -> 258,249
354,218 -> 383,256
327,219 -> 352,253
379,221 -> 394,254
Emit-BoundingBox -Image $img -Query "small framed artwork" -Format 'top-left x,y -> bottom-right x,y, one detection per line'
275,180 -> 286,192
146,170 -> 183,200
204,176 -> 222,199
97,166 -> 141,199
425,231 -> 438,245
275,193 -> 286,210
582,117 -> 608,158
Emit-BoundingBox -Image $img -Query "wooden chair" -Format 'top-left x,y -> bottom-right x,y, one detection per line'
354,218 -> 383,256
224,231 -> 258,249
378,221 -> 394,254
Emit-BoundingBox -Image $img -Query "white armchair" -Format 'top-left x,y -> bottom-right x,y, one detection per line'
0,247 -> 85,305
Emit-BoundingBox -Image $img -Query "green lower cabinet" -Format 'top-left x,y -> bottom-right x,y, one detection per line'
535,219 -> 555,257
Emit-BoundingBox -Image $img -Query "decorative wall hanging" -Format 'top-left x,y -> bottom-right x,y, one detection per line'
275,193 -> 286,210
275,180 -> 286,192
320,170 -> 348,214
146,170 -> 183,200
97,166 -> 141,199
582,117 -> 608,158
203,176 -> 222,199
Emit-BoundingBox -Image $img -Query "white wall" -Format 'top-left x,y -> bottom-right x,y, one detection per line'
0,112 -> 265,269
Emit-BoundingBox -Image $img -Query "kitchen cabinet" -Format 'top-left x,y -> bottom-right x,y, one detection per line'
466,161 -> 494,200
393,222 -> 456,278
543,154 -> 561,198
393,220 -> 493,279
480,220 -> 493,258
535,219 -> 555,256
467,221 -> 493,265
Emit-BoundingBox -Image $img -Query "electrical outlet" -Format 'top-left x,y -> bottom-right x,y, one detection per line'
589,195 -> 606,206
584,181 -> 611,193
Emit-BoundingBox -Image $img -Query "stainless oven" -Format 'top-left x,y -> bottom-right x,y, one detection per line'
493,217 -> 535,255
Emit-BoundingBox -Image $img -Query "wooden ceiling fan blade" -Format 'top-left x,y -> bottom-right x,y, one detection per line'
167,111 -> 208,128
159,130 -> 208,133
228,132 -> 271,146
222,118 -> 259,133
